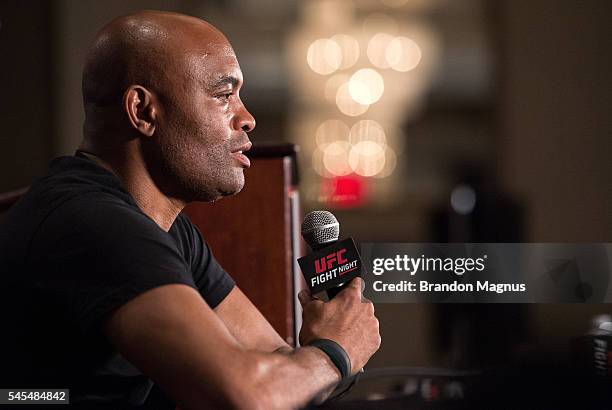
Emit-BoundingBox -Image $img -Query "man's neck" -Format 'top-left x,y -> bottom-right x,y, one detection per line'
78,148 -> 185,232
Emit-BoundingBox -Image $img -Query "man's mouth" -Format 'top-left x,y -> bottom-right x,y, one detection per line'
231,141 -> 252,168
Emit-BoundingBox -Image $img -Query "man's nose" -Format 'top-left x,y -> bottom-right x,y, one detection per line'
234,103 -> 256,133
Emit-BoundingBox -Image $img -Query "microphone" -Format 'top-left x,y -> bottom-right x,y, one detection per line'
301,210 -> 340,251
299,210 -> 363,299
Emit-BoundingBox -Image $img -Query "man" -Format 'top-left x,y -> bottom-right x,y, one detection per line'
0,10 -> 380,409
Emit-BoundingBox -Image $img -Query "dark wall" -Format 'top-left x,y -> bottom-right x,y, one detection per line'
0,0 -> 54,191
498,0 -> 612,242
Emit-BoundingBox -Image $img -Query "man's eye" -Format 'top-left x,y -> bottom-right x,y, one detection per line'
217,93 -> 233,102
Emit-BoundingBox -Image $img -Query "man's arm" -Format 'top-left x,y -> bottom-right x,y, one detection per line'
214,286 -> 293,353
105,284 -> 340,410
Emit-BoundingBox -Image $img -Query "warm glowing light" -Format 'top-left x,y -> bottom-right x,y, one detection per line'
348,69 -> 384,105
312,147 -> 332,177
367,33 -> 394,68
349,141 -> 386,176
307,38 -> 342,75
374,147 -> 397,178
331,34 -> 360,69
386,36 -> 422,72
335,83 -> 369,116
349,120 -> 386,146
316,120 -> 350,148
324,74 -> 349,102
323,141 -> 352,176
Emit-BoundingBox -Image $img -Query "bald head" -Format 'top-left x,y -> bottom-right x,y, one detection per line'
79,10 -> 255,204
82,10 -> 230,109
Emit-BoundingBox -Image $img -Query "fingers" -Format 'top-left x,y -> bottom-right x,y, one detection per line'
346,277 -> 363,291
298,289 -> 324,306
301,278 -> 367,306
345,277 -> 365,299
297,289 -> 312,307
346,278 -> 373,307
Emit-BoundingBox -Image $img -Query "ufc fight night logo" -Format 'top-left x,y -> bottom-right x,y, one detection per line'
298,238 -> 363,294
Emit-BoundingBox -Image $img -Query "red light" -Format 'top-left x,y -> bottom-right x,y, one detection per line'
320,175 -> 366,208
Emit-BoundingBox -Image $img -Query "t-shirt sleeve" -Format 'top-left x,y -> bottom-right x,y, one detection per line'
29,194 -> 198,335
180,215 -> 235,309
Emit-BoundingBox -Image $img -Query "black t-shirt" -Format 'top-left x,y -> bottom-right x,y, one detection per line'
0,153 -> 235,407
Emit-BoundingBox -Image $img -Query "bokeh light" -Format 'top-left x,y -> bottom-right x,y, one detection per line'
450,184 -> 477,215
322,175 -> 365,208
367,33 -> 395,68
349,120 -> 387,146
375,147 -> 397,178
348,68 -> 384,105
331,34 -> 360,69
323,141 -> 352,176
324,73 -> 350,102
386,36 -> 422,72
307,38 -> 342,75
348,141 -> 386,176
315,120 -> 350,148
336,82 -> 369,116
312,147 -> 333,177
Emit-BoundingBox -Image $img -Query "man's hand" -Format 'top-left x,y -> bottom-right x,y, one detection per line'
298,278 -> 381,374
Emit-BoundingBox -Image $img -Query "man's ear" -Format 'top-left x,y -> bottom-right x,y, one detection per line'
123,86 -> 157,137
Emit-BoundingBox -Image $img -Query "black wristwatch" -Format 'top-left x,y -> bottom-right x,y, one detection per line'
307,338 -> 351,380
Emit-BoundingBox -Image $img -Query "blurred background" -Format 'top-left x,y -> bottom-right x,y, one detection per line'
1,0 -> 610,388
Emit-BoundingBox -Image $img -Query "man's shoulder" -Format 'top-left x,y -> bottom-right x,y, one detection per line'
26,188 -> 185,271
2,164 -> 139,256
37,155 -> 134,209
19,175 -> 164,255
7,155 -> 132,221
20,180 -> 143,232
42,189 -> 164,244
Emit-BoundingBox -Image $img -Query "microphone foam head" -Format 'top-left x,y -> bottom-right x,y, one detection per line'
301,210 -> 340,249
